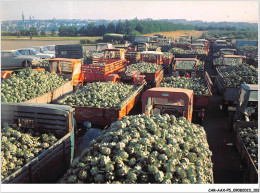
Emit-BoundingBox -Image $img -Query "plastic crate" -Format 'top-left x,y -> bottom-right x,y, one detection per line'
1,103 -> 75,183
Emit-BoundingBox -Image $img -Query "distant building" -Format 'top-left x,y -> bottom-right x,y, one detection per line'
22,11 -> 24,22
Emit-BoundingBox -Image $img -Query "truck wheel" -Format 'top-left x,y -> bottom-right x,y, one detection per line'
22,61 -> 32,68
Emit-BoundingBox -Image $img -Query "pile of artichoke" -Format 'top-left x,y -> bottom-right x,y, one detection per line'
127,63 -> 161,74
175,61 -> 196,70
219,64 -> 258,88
170,48 -> 207,55
170,48 -> 186,54
85,52 -> 103,60
196,61 -> 204,71
57,82 -> 138,108
59,114 -> 213,184
31,59 -> 49,67
160,76 -> 209,96
214,57 -> 244,66
1,123 -> 58,180
1,69 -> 67,103
175,42 -> 190,46
239,46 -> 258,53
238,127 -> 258,169
162,52 -> 174,59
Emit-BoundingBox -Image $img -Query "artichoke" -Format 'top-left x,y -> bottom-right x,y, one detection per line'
126,63 -> 161,73
57,82 -> 138,108
1,69 -> 67,103
160,76 -> 209,95
59,114 -> 213,184
1,123 -> 58,180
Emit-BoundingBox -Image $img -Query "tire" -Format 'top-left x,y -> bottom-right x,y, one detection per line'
22,61 -> 32,68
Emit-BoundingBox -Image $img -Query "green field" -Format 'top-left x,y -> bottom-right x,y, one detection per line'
1,36 -> 103,41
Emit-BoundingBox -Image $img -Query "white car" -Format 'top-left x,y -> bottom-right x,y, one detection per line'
29,46 -> 55,55
17,48 -> 54,59
1,50 -> 40,70
45,45 -> 55,52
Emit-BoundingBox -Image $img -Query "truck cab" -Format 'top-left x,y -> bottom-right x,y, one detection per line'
96,43 -> 114,52
234,84 -> 258,122
194,39 -> 208,47
173,58 -> 199,77
49,58 -> 84,86
221,55 -> 246,65
140,51 -> 163,65
215,40 -> 228,46
142,87 -> 193,122
219,48 -> 237,57
103,48 -> 126,61
127,42 -> 149,52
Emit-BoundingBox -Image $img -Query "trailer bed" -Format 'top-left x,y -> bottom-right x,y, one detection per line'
233,121 -> 258,183
70,83 -> 145,125
1,103 -> 75,183
215,68 -> 240,102
25,80 -> 73,104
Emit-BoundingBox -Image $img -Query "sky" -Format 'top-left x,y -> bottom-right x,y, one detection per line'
1,0 -> 259,23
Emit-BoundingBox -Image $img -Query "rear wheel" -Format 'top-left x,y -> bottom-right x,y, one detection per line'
22,61 -> 32,68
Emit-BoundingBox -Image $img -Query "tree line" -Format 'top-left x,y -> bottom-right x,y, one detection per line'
1,19 -> 195,37
58,19 -> 195,37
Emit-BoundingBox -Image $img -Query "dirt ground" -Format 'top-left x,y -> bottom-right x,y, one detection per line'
144,30 -> 206,38
1,39 -> 80,50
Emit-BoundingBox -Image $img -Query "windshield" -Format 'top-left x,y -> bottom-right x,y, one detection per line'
31,48 -> 39,54
42,47 -> 49,52
154,97 -> 185,106
11,51 -> 22,56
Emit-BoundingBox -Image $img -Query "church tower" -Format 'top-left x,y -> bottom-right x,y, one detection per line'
22,12 -> 25,22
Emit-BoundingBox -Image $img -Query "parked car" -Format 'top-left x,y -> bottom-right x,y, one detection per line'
45,45 -> 55,52
29,46 -> 55,55
17,48 -> 54,59
1,50 -> 40,70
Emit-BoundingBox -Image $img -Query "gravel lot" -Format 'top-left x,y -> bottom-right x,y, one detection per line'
1,39 -> 95,51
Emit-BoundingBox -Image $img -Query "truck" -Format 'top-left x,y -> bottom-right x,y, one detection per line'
233,120 -> 258,183
216,48 -> 237,57
48,58 -> 84,86
125,42 -> 148,64
173,58 -> 200,77
215,67 -> 240,111
232,84 -> 258,125
212,40 -> 235,53
194,39 -> 209,47
159,71 -> 212,123
142,87 -> 194,122
139,51 -> 163,65
213,55 -> 246,71
63,82 -> 146,125
1,103 -> 75,183
125,62 -> 164,88
82,48 -> 128,83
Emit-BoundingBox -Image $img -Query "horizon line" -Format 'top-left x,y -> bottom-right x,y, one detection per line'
1,18 -> 258,24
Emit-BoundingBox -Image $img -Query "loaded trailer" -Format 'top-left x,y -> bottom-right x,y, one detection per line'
1,103 -> 75,183
159,71 -> 212,123
55,82 -> 146,126
233,121 -> 258,183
